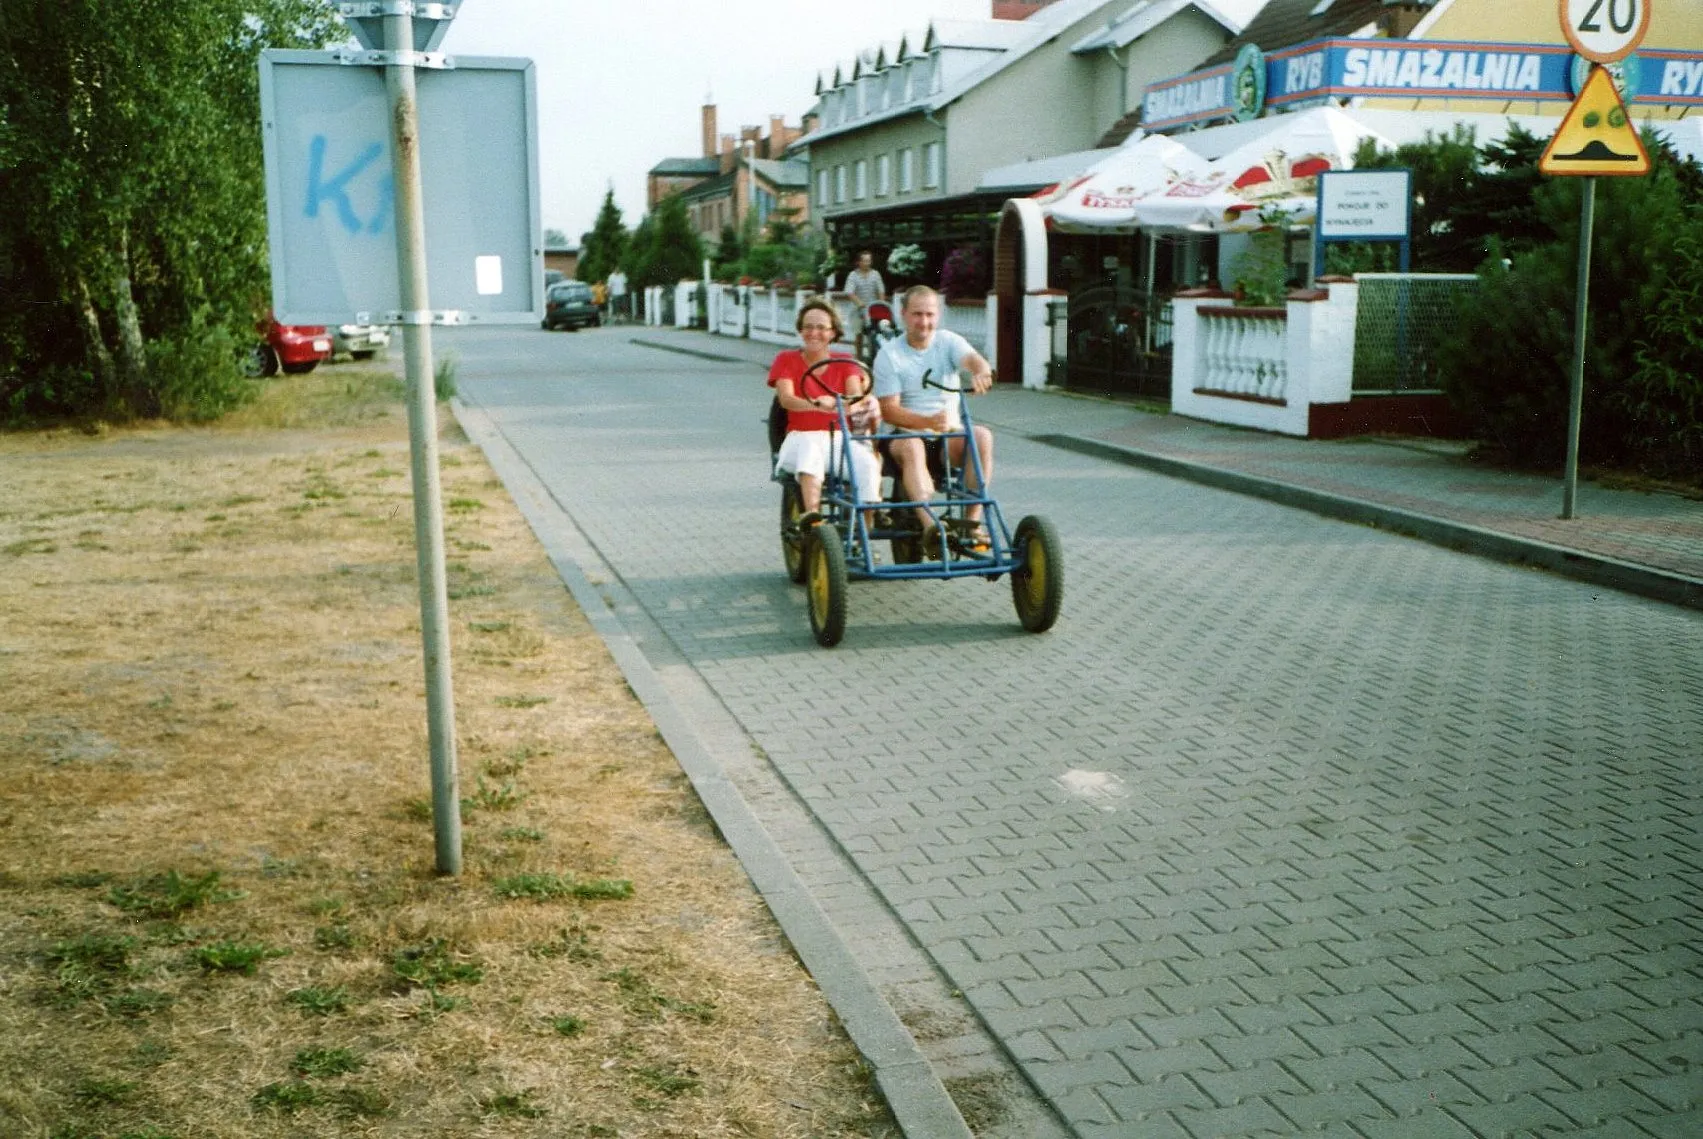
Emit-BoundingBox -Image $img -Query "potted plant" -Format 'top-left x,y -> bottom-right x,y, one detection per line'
886,243 -> 926,289
939,245 -> 990,299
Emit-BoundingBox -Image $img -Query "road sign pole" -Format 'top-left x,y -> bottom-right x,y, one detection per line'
1562,176 -> 1595,521
385,9 -> 462,873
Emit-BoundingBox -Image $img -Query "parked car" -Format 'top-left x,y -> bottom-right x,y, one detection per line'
543,280 -> 600,331
331,322 -> 390,360
243,316 -> 331,377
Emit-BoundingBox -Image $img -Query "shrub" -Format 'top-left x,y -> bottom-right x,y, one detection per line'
1437,135 -> 1702,474
1621,222 -> 1703,480
150,311 -> 257,422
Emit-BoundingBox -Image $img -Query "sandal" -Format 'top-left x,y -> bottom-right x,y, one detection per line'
948,519 -> 992,555
920,521 -> 945,559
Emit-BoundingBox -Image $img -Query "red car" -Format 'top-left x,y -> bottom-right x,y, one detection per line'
243,316 -> 331,377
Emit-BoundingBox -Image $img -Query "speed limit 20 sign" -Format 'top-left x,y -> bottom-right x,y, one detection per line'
1561,0 -> 1651,64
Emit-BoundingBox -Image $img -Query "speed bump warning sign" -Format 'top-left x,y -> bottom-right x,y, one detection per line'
1540,64 -> 1651,176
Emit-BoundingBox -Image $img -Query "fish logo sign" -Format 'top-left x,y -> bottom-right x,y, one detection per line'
1540,64 -> 1650,176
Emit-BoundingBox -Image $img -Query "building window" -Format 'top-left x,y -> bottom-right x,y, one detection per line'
817,169 -> 830,207
898,148 -> 914,193
755,187 -> 776,229
923,142 -> 941,189
834,165 -> 846,204
853,159 -> 868,200
876,154 -> 891,197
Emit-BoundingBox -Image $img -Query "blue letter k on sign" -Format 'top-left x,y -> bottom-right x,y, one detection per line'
305,135 -> 394,235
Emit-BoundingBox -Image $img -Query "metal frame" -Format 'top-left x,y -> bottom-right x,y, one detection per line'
779,388 -> 1024,583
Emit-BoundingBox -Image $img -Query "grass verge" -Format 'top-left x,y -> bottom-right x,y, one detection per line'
0,358 -> 897,1138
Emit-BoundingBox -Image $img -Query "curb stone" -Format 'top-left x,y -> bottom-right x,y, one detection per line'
1034,433 -> 1703,612
451,396 -> 979,1139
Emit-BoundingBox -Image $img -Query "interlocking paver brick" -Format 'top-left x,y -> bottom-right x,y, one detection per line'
1115,1039 -> 1226,1085
1353,1111 -> 1486,1138
1201,1026 -> 1319,1069
1167,1097 -> 1294,1136
459,332 -> 1703,1138
1098,1073 -> 1216,1120
1444,1095 -> 1576,1136
1540,1081 -> 1673,1126
1627,1070 -> 1702,1113
1268,1086 -> 1396,1130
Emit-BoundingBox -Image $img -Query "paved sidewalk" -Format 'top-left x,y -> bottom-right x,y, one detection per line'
463,326 -> 1703,1138
634,328 -> 1703,609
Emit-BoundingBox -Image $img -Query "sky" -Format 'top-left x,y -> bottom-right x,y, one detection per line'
437,0 -> 995,241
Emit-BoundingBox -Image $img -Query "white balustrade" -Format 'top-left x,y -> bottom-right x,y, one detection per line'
1198,307 -> 1286,401
1170,282 -> 1358,437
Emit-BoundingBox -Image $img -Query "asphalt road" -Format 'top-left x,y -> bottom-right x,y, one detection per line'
449,324 -> 1703,1139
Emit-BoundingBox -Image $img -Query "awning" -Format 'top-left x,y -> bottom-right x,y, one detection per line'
1039,133 -> 1211,233
1046,106 -> 1394,234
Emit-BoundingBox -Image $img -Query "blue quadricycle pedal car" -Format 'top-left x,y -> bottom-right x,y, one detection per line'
770,357 -> 1063,647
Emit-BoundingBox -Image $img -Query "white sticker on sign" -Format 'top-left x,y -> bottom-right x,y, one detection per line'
475,255 -> 503,296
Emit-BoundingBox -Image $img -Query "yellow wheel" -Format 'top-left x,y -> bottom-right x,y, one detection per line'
1011,515 -> 1062,633
805,522 -> 848,647
780,480 -> 807,583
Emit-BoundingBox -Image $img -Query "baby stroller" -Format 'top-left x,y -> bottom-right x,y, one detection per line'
860,300 -> 899,368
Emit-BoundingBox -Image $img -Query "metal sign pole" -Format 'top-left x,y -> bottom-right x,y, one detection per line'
384,7 -> 462,873
1562,177 -> 1595,521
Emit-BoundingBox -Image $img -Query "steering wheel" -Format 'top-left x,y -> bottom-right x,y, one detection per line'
797,356 -> 875,407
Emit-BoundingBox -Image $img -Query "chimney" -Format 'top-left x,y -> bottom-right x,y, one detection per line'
702,102 -> 717,158
767,115 -> 786,157
802,111 -> 820,135
720,132 -> 736,174
991,0 -> 1060,18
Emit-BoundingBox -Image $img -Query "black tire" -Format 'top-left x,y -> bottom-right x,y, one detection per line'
1011,514 -> 1063,633
351,350 -> 375,361
805,522 -> 848,648
780,480 -> 807,584
541,319 -> 551,330
242,344 -> 279,379
281,359 -> 319,375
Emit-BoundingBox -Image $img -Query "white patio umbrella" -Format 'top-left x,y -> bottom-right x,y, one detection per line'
1127,106 -> 1393,233
1041,132 -> 1211,233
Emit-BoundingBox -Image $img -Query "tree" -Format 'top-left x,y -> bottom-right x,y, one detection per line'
713,222 -> 745,278
1438,133 -> 1703,478
543,228 -> 569,246
629,192 -> 702,289
576,188 -> 628,285
0,0 -> 344,422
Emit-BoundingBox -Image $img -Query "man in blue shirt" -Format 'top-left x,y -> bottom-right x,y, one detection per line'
873,287 -> 995,553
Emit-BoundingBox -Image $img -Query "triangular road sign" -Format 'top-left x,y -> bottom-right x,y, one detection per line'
1541,65 -> 1651,177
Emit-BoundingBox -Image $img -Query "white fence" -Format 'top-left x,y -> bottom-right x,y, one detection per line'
703,285 -> 991,355
1169,281 -> 1358,437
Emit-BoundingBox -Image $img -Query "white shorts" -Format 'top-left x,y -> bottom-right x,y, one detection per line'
775,431 -> 883,503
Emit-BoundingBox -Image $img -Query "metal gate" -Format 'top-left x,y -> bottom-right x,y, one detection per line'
1060,285 -> 1172,398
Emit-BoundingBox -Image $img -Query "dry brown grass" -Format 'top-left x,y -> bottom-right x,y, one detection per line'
0,362 -> 898,1139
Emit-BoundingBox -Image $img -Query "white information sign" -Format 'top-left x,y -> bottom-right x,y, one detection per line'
1316,170 -> 1413,240
259,50 -> 542,325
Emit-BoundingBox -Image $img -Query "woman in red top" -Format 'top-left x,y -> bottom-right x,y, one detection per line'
768,298 -> 882,521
